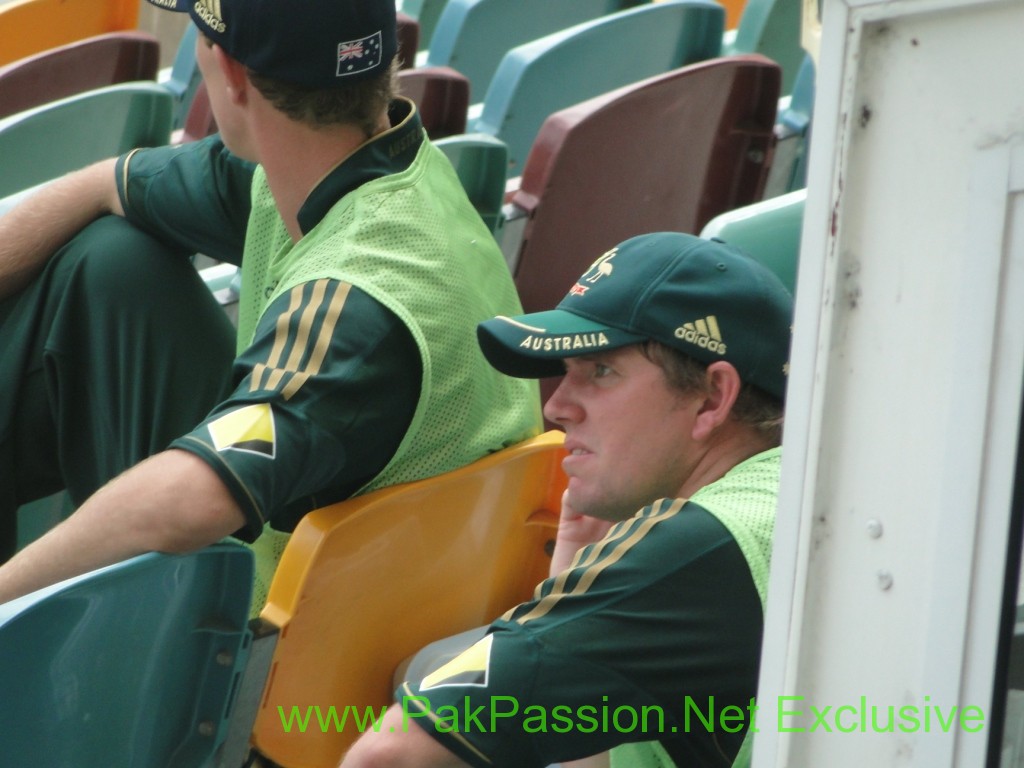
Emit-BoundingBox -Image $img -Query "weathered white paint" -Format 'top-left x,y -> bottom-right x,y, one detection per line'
758,0 -> 1024,765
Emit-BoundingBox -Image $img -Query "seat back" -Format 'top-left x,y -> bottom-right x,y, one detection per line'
0,0 -> 139,67
506,54 -> 780,314
0,81 -> 174,198
251,430 -> 567,767
434,133 -> 509,234
401,0 -> 451,52
425,0 -> 643,101
722,0 -> 804,94
699,187 -> 806,294
0,31 -> 160,120
396,12 -> 421,69
0,545 -> 254,766
763,52 -> 815,197
397,66 -> 470,139
473,0 -> 725,177
162,22 -> 202,130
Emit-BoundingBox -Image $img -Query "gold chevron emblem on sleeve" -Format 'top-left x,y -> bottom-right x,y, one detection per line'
208,403 -> 276,458
418,634 -> 494,691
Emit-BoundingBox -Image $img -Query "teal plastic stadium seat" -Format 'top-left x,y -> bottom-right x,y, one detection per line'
722,0 -> 805,95
763,53 -> 815,197
0,81 -> 173,198
434,133 -> 509,235
473,0 -> 725,177
161,22 -> 202,130
0,544 -> 254,767
699,187 -> 806,293
401,0 -> 450,52
425,0 -> 644,101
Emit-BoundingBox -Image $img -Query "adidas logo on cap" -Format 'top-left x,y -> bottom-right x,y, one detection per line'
675,315 -> 727,355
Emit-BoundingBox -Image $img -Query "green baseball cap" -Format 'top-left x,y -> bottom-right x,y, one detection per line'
477,232 -> 794,399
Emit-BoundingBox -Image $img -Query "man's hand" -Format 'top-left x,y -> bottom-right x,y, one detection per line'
549,490 -> 615,576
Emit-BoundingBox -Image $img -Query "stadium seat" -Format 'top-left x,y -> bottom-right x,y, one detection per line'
397,66 -> 470,139
396,12 -> 421,68
0,0 -> 139,67
0,544 -> 255,767
0,31 -> 160,120
423,0 -> 645,102
160,22 -> 201,131
400,0 -> 450,52
721,0 -> 805,95
434,133 -> 508,234
763,52 -> 815,198
502,54 -> 781,314
0,82 -> 174,198
699,187 -> 806,294
249,430 -> 567,767
471,0 -> 725,178
172,80 -> 218,144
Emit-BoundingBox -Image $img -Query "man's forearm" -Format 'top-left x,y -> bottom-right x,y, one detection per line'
0,449 -> 246,604
0,158 -> 122,299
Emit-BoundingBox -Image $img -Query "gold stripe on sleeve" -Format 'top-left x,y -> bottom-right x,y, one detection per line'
512,499 -> 686,625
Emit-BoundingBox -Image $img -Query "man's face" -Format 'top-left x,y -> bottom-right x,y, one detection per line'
542,345 -> 703,521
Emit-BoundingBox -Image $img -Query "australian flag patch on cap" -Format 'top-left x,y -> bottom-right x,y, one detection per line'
336,31 -> 384,77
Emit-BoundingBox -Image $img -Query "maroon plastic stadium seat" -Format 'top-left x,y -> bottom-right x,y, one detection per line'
396,12 -> 420,70
505,54 -> 781,315
397,66 -> 470,139
0,31 -> 159,120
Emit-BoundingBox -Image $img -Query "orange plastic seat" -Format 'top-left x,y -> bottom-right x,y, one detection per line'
251,430 -> 567,767
0,0 -> 139,67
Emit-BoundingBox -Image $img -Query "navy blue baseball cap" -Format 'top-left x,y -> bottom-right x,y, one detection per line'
478,233 -> 794,399
146,0 -> 397,88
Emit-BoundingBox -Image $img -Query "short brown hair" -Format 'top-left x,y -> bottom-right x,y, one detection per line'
247,58 -> 399,136
640,340 -> 784,446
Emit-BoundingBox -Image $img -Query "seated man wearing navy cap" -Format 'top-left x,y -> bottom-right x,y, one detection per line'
342,232 -> 793,768
0,0 -> 539,606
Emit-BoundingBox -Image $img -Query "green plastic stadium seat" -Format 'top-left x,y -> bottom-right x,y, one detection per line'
424,0 -> 645,102
0,0 -> 139,67
721,0 -> 805,95
434,133 -> 509,234
0,82 -> 173,198
0,31 -> 160,120
400,0 -> 450,52
0,544 -> 255,767
472,0 -> 725,177
763,53 -> 815,198
160,22 -> 202,131
699,187 -> 806,294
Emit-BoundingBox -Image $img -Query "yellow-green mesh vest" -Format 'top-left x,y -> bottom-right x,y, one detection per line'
238,140 -> 542,610
611,448 -> 781,768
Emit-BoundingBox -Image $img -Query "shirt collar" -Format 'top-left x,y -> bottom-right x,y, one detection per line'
296,97 -> 424,235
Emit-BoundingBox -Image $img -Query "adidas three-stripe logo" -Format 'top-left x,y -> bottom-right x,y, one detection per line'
674,315 -> 727,354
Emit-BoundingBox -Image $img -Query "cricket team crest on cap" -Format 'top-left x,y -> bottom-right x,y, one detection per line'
419,635 -> 494,691
208,403 -> 277,458
337,31 -> 384,77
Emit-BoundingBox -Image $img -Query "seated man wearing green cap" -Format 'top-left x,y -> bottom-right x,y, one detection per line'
341,232 -> 793,768
0,0 -> 539,607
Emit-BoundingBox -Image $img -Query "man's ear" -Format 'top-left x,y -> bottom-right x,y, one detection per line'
213,44 -> 249,104
691,361 -> 743,441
